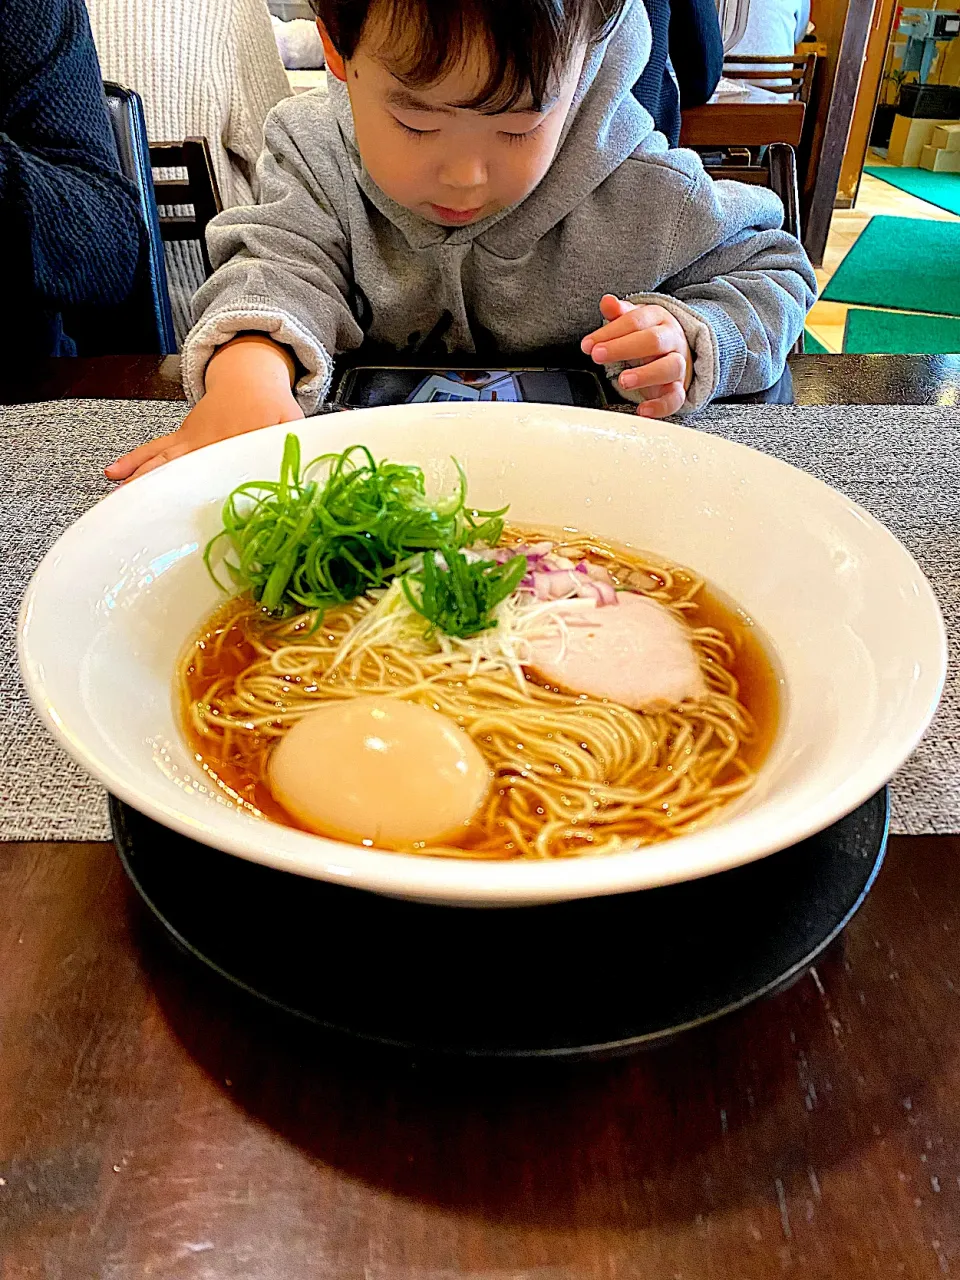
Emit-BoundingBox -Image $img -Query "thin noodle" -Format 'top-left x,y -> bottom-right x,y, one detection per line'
179,529 -> 760,859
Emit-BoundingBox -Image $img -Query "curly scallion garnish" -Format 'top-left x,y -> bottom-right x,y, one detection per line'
204,436 -> 508,617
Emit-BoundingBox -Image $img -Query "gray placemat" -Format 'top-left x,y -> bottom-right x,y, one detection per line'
1,399 -> 957,842
0,400 -> 184,840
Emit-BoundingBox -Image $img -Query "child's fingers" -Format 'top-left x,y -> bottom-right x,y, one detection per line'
635,382 -> 687,418
581,308 -> 674,357
581,313 -> 642,353
598,294 -> 633,323
588,323 -> 679,366
105,433 -> 177,480
618,353 -> 687,391
582,304 -> 658,353
124,438 -> 191,482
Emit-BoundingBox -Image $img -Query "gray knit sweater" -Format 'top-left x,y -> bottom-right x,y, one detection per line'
184,0 -> 816,413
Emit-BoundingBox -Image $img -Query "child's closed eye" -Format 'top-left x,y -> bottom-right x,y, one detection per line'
394,119 -> 439,139
499,123 -> 545,145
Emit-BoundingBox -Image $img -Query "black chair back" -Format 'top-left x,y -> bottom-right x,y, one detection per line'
80,83 -> 177,356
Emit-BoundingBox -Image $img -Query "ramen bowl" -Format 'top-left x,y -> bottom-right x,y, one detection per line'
18,402 -> 945,906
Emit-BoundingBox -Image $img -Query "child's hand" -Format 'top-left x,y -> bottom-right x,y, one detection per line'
105,336 -> 305,482
581,295 -> 693,418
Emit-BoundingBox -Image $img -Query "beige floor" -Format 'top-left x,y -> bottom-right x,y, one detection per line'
805,154 -> 960,353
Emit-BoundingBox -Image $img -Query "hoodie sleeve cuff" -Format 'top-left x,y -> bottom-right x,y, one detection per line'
181,302 -> 335,413
604,293 -> 745,415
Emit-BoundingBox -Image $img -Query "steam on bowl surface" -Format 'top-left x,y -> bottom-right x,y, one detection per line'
18,402 -> 946,906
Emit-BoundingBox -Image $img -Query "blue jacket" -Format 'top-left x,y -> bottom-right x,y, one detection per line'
0,0 -> 144,359
635,0 -> 724,145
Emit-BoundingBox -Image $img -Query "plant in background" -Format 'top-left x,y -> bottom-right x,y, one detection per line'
883,66 -> 908,107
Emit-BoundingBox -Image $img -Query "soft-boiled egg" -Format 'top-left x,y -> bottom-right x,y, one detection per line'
268,696 -> 490,847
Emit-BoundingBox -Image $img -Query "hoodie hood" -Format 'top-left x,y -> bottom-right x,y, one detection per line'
327,0 -> 654,252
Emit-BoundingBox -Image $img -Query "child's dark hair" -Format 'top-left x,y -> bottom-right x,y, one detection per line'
309,0 -> 628,112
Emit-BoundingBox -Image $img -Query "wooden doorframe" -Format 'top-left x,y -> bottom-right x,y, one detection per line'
803,0 -> 880,265
838,0 -> 899,206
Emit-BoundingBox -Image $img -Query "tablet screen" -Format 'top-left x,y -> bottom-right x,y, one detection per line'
335,367 -> 607,409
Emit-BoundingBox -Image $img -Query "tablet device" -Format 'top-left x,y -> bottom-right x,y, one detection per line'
334,366 -> 608,409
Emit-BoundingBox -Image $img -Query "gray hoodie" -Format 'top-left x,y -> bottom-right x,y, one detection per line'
183,0 -> 816,412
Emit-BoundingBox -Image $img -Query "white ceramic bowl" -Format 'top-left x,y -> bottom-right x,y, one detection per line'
19,402 -> 946,906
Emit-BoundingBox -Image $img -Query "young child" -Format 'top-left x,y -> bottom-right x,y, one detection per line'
108,0 -> 816,481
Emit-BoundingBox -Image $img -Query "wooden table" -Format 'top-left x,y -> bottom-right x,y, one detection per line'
3,354 -> 960,1278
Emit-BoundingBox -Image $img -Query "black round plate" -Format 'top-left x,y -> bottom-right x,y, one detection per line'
111,792 -> 889,1059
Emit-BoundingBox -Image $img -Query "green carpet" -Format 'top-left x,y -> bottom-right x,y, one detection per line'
804,330 -> 829,354
821,215 -> 960,317
842,307 -> 960,354
865,165 -> 960,218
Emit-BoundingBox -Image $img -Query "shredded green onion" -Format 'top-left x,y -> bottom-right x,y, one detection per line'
204,436 -> 508,617
402,549 -> 528,639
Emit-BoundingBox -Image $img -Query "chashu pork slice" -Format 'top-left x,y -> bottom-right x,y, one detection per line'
524,591 -> 707,711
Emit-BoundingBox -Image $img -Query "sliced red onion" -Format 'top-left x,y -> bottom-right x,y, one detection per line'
480,545 -> 619,607
526,567 -> 618,606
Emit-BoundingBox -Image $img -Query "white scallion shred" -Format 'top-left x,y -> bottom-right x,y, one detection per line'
328,575 -> 584,690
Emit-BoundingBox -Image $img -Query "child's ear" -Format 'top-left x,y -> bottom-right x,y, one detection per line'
317,22 -> 347,80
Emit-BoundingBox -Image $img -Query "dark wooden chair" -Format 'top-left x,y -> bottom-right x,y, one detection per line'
148,139 -> 224,277
721,52 -> 818,105
704,142 -> 806,356
703,53 -> 819,186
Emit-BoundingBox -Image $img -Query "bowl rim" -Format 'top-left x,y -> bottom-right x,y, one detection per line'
17,405 -> 948,904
